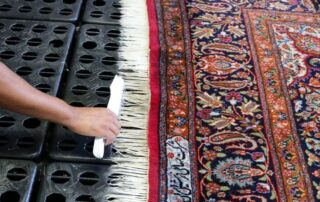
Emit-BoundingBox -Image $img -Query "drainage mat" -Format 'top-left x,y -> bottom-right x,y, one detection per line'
49,24 -> 120,163
0,159 -> 37,202
38,162 -> 115,202
0,0 -> 83,22
0,19 -> 74,159
83,0 -> 121,25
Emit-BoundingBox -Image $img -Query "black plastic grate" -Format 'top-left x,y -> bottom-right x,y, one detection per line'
0,0 -> 125,199
0,0 -> 83,22
82,0 -> 121,25
0,160 -> 37,202
38,162 -> 113,202
49,24 -> 120,163
0,19 -> 75,159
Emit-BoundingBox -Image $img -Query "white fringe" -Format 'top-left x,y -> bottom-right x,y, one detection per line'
104,0 -> 150,201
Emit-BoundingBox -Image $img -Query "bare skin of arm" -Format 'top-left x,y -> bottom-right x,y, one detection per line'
0,62 -> 120,144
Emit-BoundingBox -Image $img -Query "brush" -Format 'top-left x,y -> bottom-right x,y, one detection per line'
93,75 -> 125,159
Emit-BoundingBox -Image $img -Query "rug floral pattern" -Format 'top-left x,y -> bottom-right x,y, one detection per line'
156,0 -> 319,201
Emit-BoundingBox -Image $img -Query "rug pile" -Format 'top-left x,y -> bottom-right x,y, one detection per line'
147,0 -> 320,201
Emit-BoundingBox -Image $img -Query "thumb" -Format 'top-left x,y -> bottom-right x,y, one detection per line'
104,138 -> 113,145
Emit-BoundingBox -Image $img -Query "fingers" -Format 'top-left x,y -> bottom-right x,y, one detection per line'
111,122 -> 121,135
105,119 -> 120,137
105,109 -> 121,130
68,107 -> 122,141
114,119 -> 121,128
106,109 -> 118,119
104,138 -> 113,145
102,122 -> 120,145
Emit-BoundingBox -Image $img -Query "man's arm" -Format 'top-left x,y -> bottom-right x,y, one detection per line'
0,62 -> 120,143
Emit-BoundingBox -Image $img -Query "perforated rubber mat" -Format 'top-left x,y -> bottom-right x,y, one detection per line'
37,162 -> 113,202
0,0 -> 121,201
83,0 -> 121,25
0,19 -> 75,159
49,24 -> 120,163
0,0 -> 83,22
0,160 -> 37,202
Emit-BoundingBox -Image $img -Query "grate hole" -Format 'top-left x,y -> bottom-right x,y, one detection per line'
86,28 -> 100,36
79,172 -> 99,186
93,0 -> 105,6
84,141 -> 94,153
90,11 -> 103,18
0,51 -> 15,60
54,26 -> 68,34
96,87 -> 110,97
70,102 -> 84,107
110,12 -> 122,20
35,84 -> 51,93
72,85 -> 88,95
75,69 -> 91,79
102,57 -> 117,65
82,41 -> 97,49
11,24 -> 25,31
39,7 -> 52,14
112,2 -> 121,8
76,195 -> 95,202
0,136 -> 8,146
51,170 -> 71,184
79,55 -> 95,64
32,25 -> 47,33
22,52 -> 37,60
45,53 -> 60,62
94,103 -> 107,107
49,39 -> 64,48
7,168 -> 27,181
17,137 -> 35,148
16,66 -> 32,76
5,37 -> 21,45
0,191 -> 20,202
27,38 -> 42,46
107,173 -> 122,184
59,8 -> 73,15
111,147 -> 117,153
40,68 -> 55,77
107,30 -> 120,38
63,0 -> 76,4
0,116 -> 15,127
58,139 -> 77,151
104,43 -> 119,51
0,4 -> 12,12
98,71 -> 114,80
46,193 -> 66,202
0,23 -> 4,29
43,0 -> 55,2
109,173 -> 121,179
19,5 -> 32,13
23,118 -> 41,128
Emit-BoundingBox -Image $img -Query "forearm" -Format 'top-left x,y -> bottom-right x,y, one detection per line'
0,62 -> 74,125
0,62 -> 120,140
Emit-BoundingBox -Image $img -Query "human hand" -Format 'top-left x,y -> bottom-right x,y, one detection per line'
64,107 -> 121,145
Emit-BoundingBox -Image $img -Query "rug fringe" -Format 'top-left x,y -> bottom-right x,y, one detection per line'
104,0 -> 150,201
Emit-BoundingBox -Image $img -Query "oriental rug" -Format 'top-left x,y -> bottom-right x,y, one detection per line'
147,0 -> 320,201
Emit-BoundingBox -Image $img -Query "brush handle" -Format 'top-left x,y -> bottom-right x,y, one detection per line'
93,76 -> 124,159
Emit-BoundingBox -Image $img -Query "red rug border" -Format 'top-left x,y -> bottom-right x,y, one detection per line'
147,0 -> 160,201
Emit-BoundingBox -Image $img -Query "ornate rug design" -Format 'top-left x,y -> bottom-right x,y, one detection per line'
244,10 -> 320,201
148,0 -> 320,201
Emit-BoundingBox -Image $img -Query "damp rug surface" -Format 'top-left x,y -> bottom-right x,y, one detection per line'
147,0 -> 320,201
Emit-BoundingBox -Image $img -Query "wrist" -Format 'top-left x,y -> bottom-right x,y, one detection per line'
56,103 -> 77,128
